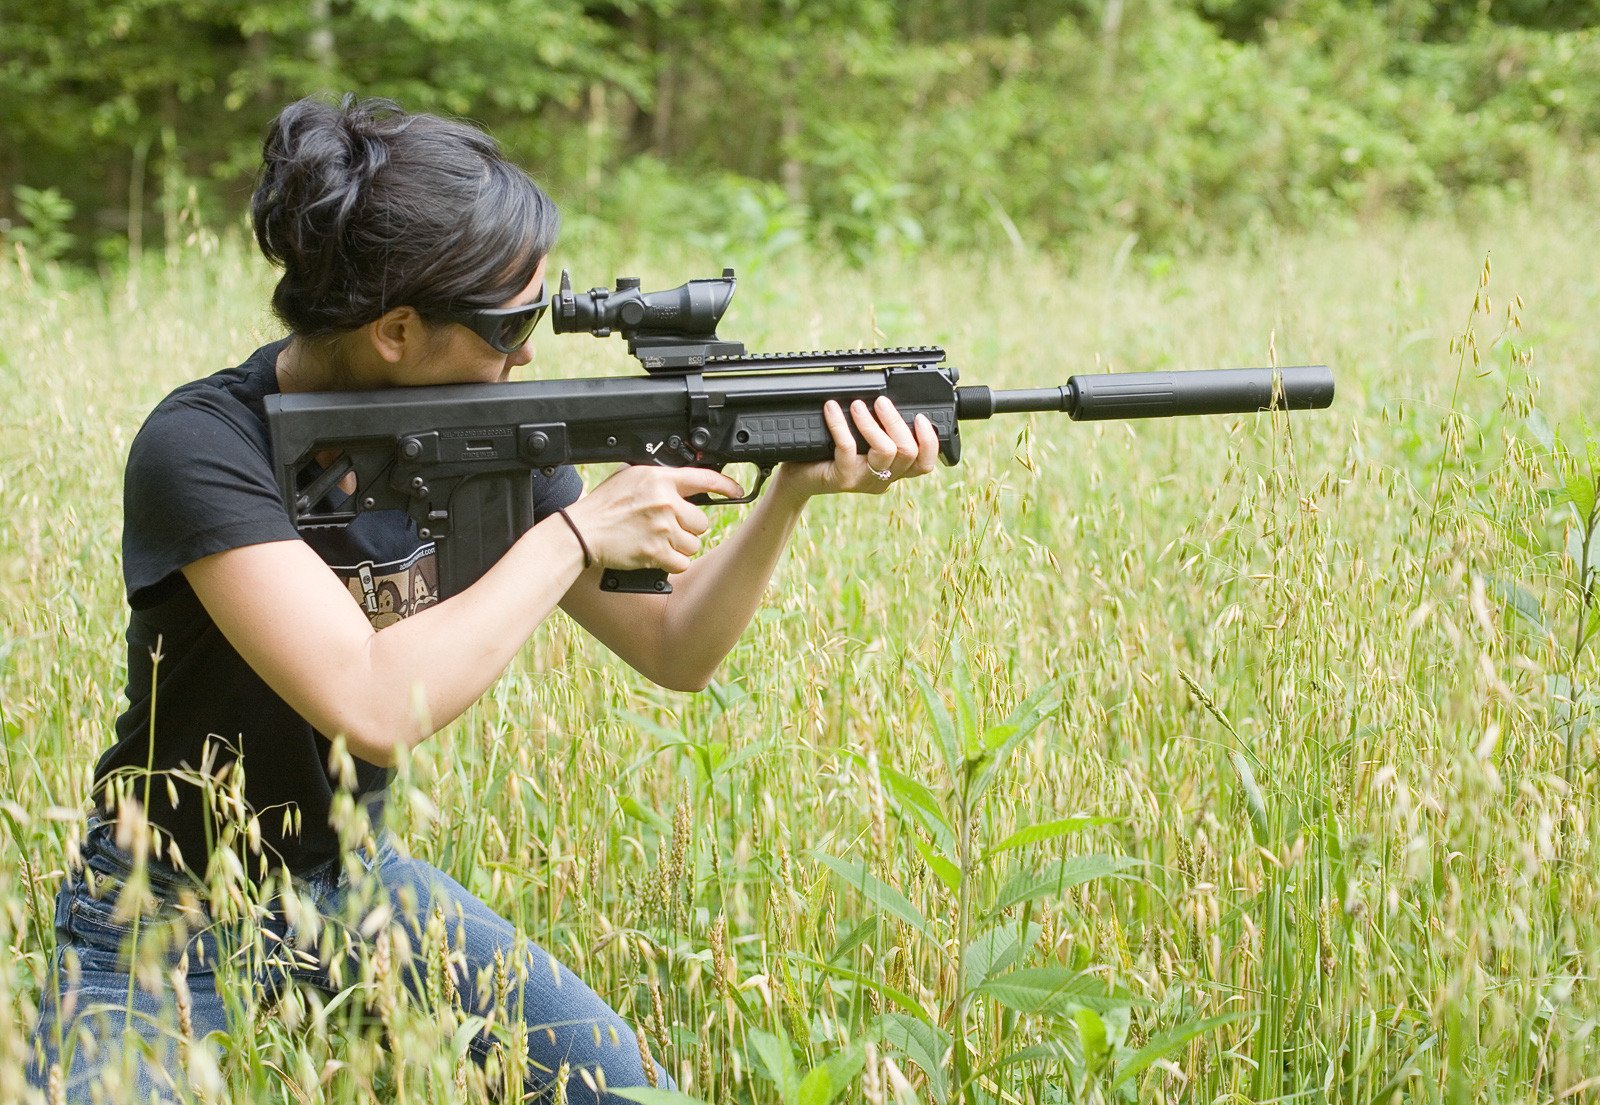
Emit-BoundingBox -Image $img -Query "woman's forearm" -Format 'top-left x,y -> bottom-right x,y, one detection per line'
557,400 -> 938,692
356,515 -> 588,754
648,474 -> 812,688
189,515 -> 589,770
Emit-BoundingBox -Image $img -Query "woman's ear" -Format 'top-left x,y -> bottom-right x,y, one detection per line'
367,306 -> 427,364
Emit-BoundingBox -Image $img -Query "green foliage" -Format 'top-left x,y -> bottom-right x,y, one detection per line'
5,186 -> 76,262
811,649 -> 1229,1103
1,1 -> 1598,260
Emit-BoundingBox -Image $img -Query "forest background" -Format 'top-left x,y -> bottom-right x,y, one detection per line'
4,0 -> 1599,265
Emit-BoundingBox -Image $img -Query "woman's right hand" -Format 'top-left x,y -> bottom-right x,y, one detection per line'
561,465 -> 745,575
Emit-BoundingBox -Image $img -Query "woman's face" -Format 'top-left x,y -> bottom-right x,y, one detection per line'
406,256 -> 549,387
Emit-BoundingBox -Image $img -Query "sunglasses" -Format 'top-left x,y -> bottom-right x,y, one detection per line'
431,284 -> 550,355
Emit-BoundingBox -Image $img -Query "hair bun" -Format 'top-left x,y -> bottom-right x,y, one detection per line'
251,94 -> 558,338
255,97 -> 392,267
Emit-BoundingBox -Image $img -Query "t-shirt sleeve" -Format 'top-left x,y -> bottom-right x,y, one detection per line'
531,464 -> 583,523
123,396 -> 302,605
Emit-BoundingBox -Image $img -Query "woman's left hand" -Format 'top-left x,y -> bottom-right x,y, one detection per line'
773,396 -> 941,502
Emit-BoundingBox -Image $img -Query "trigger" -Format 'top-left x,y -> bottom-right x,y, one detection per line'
695,465 -> 772,507
687,460 -> 727,506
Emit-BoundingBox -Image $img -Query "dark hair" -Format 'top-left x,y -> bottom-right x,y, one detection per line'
250,95 -> 559,337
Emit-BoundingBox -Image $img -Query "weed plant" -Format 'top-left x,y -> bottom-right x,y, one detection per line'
2,208 -> 1600,1101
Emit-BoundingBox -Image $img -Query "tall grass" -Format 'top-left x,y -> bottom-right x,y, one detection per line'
2,205 -> 1600,1102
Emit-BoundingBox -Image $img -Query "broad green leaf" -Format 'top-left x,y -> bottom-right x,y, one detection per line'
976,967 -> 1144,1018
791,956 -> 935,1027
1108,1012 -> 1251,1089
1567,469 -> 1596,524
951,647 -> 983,762
1482,573 -> 1550,640
813,1049 -> 866,1105
990,855 -> 1141,915
689,741 -> 727,783
874,1013 -> 951,1103
1585,417 -> 1600,488
983,722 -> 1018,752
1229,750 -> 1270,846
828,916 -> 881,965
910,663 -> 963,787
705,740 -> 766,782
1076,1008 -> 1109,1071
989,816 -> 1116,856
962,922 -> 1042,990
449,1015 -> 490,1060
748,1028 -> 800,1100
814,853 -> 940,949
881,766 -> 956,855
797,1067 -> 833,1105
911,834 -> 960,895
619,795 -> 669,835
969,681 -> 1059,804
1525,410 -> 1555,452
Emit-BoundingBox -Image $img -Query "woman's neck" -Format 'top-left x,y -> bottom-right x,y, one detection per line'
276,334 -> 363,393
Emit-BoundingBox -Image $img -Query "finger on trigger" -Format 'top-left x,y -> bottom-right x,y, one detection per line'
677,466 -> 744,501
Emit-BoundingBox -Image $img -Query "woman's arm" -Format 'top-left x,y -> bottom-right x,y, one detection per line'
560,398 -> 940,690
184,465 -> 742,767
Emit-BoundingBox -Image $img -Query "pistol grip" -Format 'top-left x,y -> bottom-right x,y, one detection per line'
600,568 -> 673,594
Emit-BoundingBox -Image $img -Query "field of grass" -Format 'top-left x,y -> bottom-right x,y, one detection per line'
3,206 -> 1600,1103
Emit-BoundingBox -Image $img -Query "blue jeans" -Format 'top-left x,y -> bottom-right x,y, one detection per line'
28,817 -> 672,1103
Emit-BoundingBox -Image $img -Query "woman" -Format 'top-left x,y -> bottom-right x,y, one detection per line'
27,95 -> 939,1102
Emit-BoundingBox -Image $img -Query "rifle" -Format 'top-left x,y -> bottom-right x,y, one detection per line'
265,269 -> 1334,598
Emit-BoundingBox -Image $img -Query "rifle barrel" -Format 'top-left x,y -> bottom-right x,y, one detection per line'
956,365 -> 1334,422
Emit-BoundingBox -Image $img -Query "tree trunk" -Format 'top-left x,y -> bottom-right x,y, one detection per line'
247,30 -> 276,108
653,55 -> 679,158
779,58 -> 804,207
128,136 -> 150,268
1100,0 -> 1126,88
308,0 -> 336,71
586,82 -> 608,200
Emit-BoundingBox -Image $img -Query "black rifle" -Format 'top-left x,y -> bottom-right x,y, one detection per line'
265,269 -> 1334,598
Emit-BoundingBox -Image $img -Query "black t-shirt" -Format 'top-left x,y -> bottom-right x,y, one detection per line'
93,340 -> 582,877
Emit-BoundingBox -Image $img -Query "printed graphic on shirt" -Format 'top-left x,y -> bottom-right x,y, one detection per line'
332,545 -> 439,629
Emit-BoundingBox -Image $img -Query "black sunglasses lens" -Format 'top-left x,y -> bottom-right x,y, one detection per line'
492,316 -> 534,353
480,305 -> 537,351
491,298 -> 547,353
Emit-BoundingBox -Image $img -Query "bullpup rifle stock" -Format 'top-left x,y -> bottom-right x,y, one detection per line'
265,269 -> 1335,598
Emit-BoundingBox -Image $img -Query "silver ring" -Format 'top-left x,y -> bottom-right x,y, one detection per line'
868,464 -> 893,481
